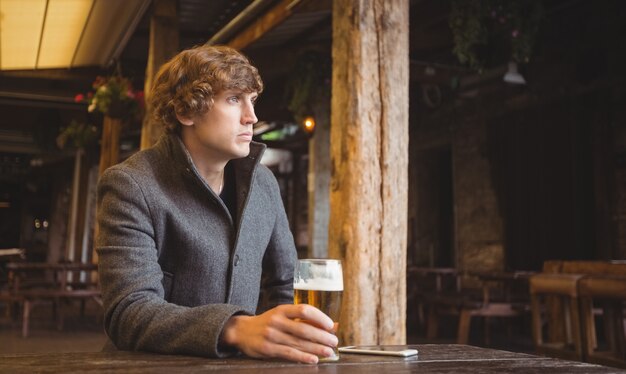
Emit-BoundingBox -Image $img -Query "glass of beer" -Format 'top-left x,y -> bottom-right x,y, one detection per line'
294,259 -> 343,362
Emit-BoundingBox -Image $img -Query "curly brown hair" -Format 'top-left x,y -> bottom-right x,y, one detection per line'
150,45 -> 264,134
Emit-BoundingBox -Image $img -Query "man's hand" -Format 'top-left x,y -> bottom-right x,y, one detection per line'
221,304 -> 338,364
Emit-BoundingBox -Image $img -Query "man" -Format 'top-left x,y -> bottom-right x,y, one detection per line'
96,45 -> 336,364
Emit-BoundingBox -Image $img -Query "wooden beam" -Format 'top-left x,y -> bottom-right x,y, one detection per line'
329,0 -> 409,345
226,0 -> 296,51
140,0 -> 179,150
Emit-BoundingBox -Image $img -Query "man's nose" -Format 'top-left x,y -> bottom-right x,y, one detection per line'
242,103 -> 257,125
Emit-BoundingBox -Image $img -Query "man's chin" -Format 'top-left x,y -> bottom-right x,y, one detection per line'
233,145 -> 251,159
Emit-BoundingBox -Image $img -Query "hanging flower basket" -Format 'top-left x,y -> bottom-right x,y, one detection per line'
74,76 -> 144,120
449,0 -> 545,70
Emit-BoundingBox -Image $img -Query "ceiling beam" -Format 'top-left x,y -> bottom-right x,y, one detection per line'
225,0 -> 302,50
0,67 -> 102,81
0,92 -> 84,110
206,0 -> 278,46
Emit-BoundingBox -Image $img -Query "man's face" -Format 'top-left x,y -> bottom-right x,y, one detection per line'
181,90 -> 258,162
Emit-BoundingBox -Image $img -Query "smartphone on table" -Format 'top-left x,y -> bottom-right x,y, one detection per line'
338,346 -> 418,357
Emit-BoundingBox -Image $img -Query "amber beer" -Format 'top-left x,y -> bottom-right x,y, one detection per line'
293,259 -> 343,361
293,283 -> 343,323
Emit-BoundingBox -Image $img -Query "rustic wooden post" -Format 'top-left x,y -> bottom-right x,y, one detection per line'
329,0 -> 409,345
66,148 -> 83,265
140,0 -> 179,150
308,102 -> 331,259
93,115 -> 121,266
98,116 -> 121,175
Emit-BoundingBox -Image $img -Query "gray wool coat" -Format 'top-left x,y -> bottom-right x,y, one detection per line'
96,133 -> 297,357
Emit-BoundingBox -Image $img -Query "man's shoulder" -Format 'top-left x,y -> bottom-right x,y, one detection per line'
252,163 -> 281,191
111,147 -> 160,174
254,163 -> 275,180
101,144 -> 172,187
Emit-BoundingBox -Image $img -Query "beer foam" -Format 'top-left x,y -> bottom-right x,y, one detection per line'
294,278 -> 343,291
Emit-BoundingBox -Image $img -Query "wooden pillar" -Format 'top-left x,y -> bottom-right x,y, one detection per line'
94,116 -> 121,265
140,0 -> 179,150
98,116 -> 121,176
308,102 -> 331,258
329,0 -> 409,345
66,148 -> 83,264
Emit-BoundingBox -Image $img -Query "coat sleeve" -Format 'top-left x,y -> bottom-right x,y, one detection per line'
96,167 -> 248,358
258,168 -> 297,312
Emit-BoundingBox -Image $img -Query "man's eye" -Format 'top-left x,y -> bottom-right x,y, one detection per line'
228,96 -> 239,103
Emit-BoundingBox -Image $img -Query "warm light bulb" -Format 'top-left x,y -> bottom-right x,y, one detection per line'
303,116 -> 315,133
503,61 -> 526,85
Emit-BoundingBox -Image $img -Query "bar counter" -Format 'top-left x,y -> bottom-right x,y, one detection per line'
1,344 -> 623,373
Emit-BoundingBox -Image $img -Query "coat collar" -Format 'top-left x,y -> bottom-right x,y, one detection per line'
156,132 -> 266,178
155,132 -> 267,230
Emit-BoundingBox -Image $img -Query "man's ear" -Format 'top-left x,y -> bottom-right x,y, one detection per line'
176,113 -> 194,127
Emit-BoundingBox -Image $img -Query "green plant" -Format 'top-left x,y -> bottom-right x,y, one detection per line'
284,51 -> 331,124
56,120 -> 99,150
449,0 -> 544,70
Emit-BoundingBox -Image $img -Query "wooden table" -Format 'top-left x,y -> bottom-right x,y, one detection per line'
0,248 -> 25,261
6,262 -> 99,291
408,266 -> 461,292
0,345 -> 622,373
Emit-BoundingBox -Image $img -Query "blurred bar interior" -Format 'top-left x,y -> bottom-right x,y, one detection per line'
0,0 -> 625,369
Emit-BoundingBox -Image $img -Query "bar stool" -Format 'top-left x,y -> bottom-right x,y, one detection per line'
578,276 -> 626,369
529,273 -> 585,361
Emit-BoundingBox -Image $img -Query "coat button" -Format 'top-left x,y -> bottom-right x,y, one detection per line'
234,255 -> 240,266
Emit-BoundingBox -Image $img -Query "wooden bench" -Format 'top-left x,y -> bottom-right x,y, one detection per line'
530,273 -> 585,361
542,261 -> 626,344
579,276 -> 626,368
543,260 -> 626,276
535,260 -> 626,367
19,288 -> 102,337
5,262 -> 102,337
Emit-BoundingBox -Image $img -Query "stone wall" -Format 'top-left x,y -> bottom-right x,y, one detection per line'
451,116 -> 504,273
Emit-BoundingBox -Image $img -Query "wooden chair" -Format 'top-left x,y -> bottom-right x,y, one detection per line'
456,271 -> 531,345
425,271 -> 531,345
530,273 -> 585,361
578,276 -> 626,368
0,288 -> 21,321
408,267 -> 460,334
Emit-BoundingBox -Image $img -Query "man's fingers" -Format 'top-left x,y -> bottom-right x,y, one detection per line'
278,304 -> 334,331
273,344 -> 320,364
278,318 -> 338,347
263,309 -> 337,347
264,330 -> 333,362
245,341 -> 319,364
231,306 -> 340,364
